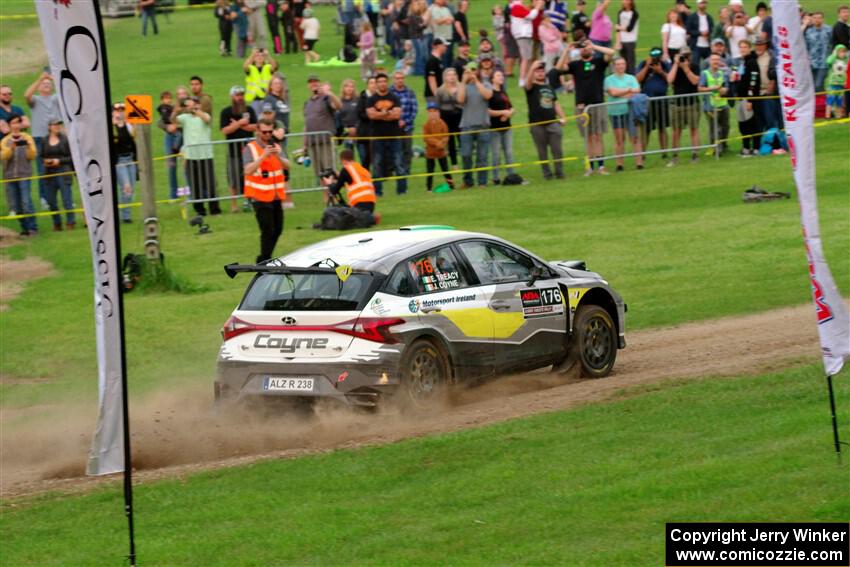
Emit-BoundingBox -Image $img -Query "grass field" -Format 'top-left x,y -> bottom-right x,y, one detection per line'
1,2 -> 849,564
1,364 -> 848,565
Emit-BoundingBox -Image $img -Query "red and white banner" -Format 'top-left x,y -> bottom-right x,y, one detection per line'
36,0 -> 129,474
773,0 -> 850,376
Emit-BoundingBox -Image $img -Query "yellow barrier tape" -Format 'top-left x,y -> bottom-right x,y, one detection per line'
333,116 -> 585,142
0,198 -> 184,221
0,152 -> 182,185
371,156 -> 582,184
717,116 -> 848,144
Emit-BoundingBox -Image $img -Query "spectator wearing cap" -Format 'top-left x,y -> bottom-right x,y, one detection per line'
752,37 -> 780,130
686,0 -> 714,66
478,53 -> 497,83
0,85 -> 30,136
477,38 -> 505,72
425,39 -> 448,98
698,53 -> 730,155
452,40 -> 472,79
174,96 -> 221,216
221,85 -> 257,213
24,71 -> 60,210
702,37 -> 730,71
110,102 -> 137,223
391,71 -> 418,192
636,47 -> 671,159
1,113 -> 38,235
422,100 -> 453,191
40,118 -> 75,230
803,11 -> 833,92
304,75 -> 341,181
667,44 -> 702,166
260,104 -> 285,142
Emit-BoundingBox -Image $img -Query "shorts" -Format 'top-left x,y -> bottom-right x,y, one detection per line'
672,103 -> 700,129
517,38 -> 533,60
576,104 -> 608,136
645,98 -> 671,130
504,30 -> 520,59
304,38 -> 317,50
609,113 -> 629,129
826,84 -> 844,107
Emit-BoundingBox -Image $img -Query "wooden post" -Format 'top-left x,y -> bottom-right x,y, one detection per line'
135,123 -> 161,264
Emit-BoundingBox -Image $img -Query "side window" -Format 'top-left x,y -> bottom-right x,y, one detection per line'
386,264 -> 414,296
407,247 -> 468,294
457,241 -> 536,284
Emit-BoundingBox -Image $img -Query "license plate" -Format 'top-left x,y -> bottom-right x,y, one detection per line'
264,377 -> 315,392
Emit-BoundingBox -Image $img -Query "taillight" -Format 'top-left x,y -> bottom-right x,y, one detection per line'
339,317 -> 405,343
221,316 -> 257,341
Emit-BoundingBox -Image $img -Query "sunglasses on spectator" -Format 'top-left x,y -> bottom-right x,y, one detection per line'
259,129 -> 274,135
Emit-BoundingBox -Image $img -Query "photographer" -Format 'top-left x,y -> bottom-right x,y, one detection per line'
636,47 -> 671,160
304,75 -> 341,183
112,102 -> 137,224
320,149 -> 377,214
698,53 -> 730,156
525,60 -> 567,180
0,113 -> 38,236
174,97 -> 221,216
457,63 -> 493,188
667,45 -> 701,166
243,48 -> 278,104
243,118 -> 289,263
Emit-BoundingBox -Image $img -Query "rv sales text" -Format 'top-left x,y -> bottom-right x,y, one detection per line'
670,528 -> 847,546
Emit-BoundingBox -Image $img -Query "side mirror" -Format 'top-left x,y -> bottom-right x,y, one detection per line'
527,265 -> 544,286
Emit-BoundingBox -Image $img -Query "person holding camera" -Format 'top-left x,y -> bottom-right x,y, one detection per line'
174,97 -> 221,216
243,118 -> 289,263
243,49 -> 278,104
526,60 -> 567,180
111,102 -> 138,224
304,75 -> 342,182
635,47 -> 671,160
457,63 -> 493,188
321,148 -> 377,213
698,53 -> 730,156
1,114 -> 38,236
667,45 -> 701,166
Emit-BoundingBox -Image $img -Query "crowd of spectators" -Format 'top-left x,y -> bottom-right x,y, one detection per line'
3,0 -> 849,238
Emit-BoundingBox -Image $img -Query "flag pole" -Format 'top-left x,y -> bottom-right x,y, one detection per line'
826,374 -> 842,465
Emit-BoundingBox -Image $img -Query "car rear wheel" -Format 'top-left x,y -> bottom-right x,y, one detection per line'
399,339 -> 451,409
570,305 -> 617,378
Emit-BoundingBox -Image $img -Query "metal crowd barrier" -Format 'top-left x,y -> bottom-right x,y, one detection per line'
180,130 -> 338,215
581,92 -> 720,168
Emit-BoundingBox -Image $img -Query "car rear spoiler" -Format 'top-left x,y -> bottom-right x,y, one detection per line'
224,260 -> 373,279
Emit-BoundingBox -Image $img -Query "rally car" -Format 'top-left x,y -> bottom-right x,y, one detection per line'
215,227 -> 626,409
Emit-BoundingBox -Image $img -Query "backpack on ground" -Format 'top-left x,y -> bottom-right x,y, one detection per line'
501,173 -> 525,186
315,205 -> 376,230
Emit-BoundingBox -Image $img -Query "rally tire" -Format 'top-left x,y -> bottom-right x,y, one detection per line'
570,304 -> 617,378
398,339 -> 451,409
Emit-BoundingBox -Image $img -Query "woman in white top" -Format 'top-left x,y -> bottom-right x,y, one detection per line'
661,9 -> 687,62
616,0 -> 639,74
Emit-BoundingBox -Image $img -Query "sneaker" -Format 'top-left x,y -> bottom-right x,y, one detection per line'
739,149 -> 751,157
691,153 -> 699,163
518,79 -> 526,88
53,225 -> 62,232
282,201 -> 295,209
583,169 -> 594,177
636,164 -> 644,170
19,230 -> 30,237
66,222 -> 75,230
40,198 -> 49,211
666,158 -> 678,167
597,167 -> 610,176
492,179 -> 501,185
615,165 -> 624,172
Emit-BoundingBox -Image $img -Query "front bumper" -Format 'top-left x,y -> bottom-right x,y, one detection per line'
215,355 -> 403,408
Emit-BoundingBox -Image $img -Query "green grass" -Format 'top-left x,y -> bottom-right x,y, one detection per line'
0,1 -> 848,408
1,363 -> 848,565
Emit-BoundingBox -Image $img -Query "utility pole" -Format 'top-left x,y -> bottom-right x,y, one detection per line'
126,95 -> 161,264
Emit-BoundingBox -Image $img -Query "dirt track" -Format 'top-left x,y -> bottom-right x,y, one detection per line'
0,302 -> 828,500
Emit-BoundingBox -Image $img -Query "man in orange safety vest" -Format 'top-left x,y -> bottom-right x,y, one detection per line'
243,117 -> 289,262
321,148 -> 378,215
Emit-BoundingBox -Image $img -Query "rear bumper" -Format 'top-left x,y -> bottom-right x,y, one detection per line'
215,354 -> 403,408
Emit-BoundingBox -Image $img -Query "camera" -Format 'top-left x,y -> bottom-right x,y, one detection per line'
678,54 -> 689,63
14,139 -> 27,147
319,168 -> 336,180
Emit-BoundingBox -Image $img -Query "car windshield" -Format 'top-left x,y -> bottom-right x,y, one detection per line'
240,273 -> 373,311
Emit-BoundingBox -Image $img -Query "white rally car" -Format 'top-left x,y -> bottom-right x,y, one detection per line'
216,227 -> 626,409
